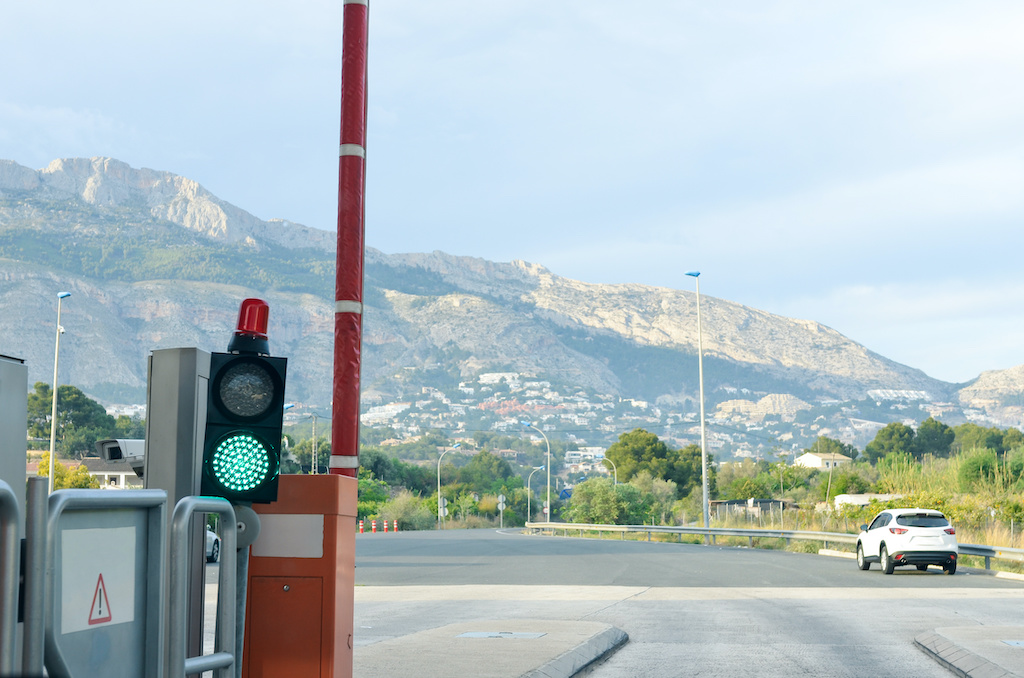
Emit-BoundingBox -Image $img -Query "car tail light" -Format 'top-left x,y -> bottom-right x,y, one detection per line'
889,527 -> 908,535
944,527 -> 956,535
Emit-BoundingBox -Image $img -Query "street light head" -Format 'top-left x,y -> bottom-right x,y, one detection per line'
452,442 -> 461,449
684,271 -> 700,278
520,420 -> 533,427
57,291 -> 71,299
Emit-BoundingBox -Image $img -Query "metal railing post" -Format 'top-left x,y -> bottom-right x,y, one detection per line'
169,496 -> 237,678
0,480 -> 19,677
21,477 -> 48,675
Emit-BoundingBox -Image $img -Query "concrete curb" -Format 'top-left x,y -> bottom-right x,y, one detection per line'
523,626 -> 628,678
354,619 -> 628,678
916,630 -> 1020,678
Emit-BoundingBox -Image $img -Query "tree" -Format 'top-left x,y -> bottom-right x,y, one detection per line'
954,423 -> 1005,454
113,414 -> 146,439
629,471 -> 678,524
564,477 -> 652,525
958,449 -> 999,490
357,469 -> 390,520
36,452 -> 100,489
724,475 -> 775,501
1004,428 -> 1024,452
377,490 -> 435,531
456,451 -> 516,494
454,492 -> 477,521
864,423 -> 915,464
912,417 -> 955,459
291,437 -> 331,473
818,470 -> 871,500
27,382 -> 117,458
604,429 -> 710,498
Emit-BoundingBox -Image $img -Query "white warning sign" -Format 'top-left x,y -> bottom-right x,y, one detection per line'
61,527 -> 136,634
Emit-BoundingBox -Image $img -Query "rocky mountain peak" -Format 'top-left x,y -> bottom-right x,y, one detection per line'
0,157 -> 336,253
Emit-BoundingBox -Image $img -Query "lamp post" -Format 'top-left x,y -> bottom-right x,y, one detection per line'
282,405 -> 327,474
437,442 -> 460,529
685,271 -> 710,537
527,465 -> 544,522
48,291 -> 71,494
309,412 -> 320,475
604,456 -> 617,485
522,422 -> 551,522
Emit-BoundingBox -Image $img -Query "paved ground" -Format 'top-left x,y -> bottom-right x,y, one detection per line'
198,532 -> 1024,677
353,582 -> 1024,678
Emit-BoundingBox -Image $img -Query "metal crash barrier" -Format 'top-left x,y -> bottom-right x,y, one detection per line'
525,522 -> 1024,571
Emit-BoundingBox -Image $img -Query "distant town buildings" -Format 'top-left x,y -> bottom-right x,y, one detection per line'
353,370 -> 974,463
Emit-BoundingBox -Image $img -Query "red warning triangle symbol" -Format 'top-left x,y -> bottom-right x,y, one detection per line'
88,573 -> 113,625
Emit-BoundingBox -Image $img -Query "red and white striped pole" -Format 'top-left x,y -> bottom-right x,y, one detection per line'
359,520 -> 364,533
371,520 -> 376,533
332,0 -> 369,479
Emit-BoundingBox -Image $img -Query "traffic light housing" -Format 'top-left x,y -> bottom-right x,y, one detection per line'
201,299 -> 288,503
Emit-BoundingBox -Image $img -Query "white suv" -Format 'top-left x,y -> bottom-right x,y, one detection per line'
856,508 -> 958,575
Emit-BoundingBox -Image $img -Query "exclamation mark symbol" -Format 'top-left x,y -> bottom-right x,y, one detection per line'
89,574 -> 113,625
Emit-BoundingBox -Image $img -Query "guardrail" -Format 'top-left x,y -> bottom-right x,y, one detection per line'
524,522 -> 1024,571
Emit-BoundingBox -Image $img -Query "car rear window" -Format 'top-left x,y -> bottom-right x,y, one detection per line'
896,514 -> 948,527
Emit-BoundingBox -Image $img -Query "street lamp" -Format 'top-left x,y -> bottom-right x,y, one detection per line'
685,271 -> 710,537
603,456 -> 617,485
521,422 -> 551,522
48,291 -> 71,494
527,465 -> 544,522
308,412 -> 321,475
284,405 -> 326,474
437,442 -> 460,529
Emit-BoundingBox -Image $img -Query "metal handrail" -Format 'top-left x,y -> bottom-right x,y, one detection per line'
0,479 -> 19,677
169,496 -> 237,678
525,522 -> 1024,571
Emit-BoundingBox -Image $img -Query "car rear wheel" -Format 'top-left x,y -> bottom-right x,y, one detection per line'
944,561 -> 956,575
881,545 -> 895,574
208,540 -> 220,563
856,544 -> 870,570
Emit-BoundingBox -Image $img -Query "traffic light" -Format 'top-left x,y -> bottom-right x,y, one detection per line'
201,299 -> 288,503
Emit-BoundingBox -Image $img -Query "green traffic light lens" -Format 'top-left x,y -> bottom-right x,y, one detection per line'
210,432 -> 276,493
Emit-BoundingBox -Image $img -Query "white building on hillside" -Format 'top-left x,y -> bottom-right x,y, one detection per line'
793,451 -> 851,470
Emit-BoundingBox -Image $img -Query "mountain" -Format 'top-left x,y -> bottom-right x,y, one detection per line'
2,157 -> 1019,436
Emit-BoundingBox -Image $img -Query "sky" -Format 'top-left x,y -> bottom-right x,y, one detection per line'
3,1 -> 1024,384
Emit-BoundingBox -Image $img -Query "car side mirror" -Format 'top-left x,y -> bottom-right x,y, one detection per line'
860,524 -> 868,531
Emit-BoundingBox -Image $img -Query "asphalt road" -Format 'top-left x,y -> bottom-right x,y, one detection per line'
355,527 -> 1016,589
355,529 -> 1024,677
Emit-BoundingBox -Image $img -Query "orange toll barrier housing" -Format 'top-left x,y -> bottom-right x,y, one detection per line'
242,474 -> 357,678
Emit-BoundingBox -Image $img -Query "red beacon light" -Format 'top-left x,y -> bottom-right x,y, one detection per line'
228,298 -> 271,356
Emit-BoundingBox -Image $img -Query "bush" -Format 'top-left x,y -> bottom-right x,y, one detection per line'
377,490 -> 436,531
